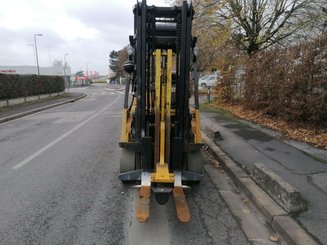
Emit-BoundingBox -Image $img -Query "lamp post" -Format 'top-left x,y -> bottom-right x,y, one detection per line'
86,61 -> 91,78
86,61 -> 91,85
64,54 -> 69,91
34,33 -> 43,75
64,53 -> 68,75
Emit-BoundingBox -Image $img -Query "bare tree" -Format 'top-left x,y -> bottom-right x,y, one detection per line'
312,3 -> 327,34
117,47 -> 128,76
196,0 -> 323,55
193,19 -> 230,71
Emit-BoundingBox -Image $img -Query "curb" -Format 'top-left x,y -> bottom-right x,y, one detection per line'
104,87 -> 125,92
0,94 -> 87,124
252,163 -> 308,213
201,131 -> 319,245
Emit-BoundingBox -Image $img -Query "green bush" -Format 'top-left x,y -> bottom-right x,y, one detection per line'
0,74 -> 64,100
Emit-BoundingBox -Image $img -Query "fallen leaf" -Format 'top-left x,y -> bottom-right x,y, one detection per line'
211,102 -> 327,151
269,234 -> 279,242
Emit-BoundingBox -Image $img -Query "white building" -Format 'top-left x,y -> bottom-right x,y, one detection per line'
0,65 -> 71,76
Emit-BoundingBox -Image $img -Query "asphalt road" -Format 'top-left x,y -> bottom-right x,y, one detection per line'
0,85 -> 249,244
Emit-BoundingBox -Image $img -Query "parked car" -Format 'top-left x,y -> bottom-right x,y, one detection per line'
199,74 -> 219,87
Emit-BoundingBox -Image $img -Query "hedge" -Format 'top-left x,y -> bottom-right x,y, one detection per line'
244,35 -> 327,127
0,74 -> 65,100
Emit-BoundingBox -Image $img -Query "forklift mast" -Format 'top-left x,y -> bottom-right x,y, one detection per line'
119,0 -> 202,223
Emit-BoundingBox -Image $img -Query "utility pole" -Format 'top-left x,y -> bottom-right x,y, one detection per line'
34,33 -> 43,75
86,61 -> 91,79
64,53 -> 68,76
64,54 -> 69,92
86,61 -> 91,85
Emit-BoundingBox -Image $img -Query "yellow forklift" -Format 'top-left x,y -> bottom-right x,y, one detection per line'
119,0 -> 202,223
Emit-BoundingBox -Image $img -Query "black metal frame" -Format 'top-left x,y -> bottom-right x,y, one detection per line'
120,0 -> 201,180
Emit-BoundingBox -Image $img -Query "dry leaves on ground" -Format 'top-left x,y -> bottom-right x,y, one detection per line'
211,103 -> 327,150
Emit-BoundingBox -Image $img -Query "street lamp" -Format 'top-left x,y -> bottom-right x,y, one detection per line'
86,61 -> 91,86
64,53 -> 68,75
34,33 -> 43,75
64,53 -> 69,92
86,61 -> 91,78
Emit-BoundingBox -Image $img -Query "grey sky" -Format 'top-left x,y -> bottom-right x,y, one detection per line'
0,0 -> 168,75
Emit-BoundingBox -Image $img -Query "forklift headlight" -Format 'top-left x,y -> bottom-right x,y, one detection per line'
193,46 -> 199,56
127,45 -> 134,56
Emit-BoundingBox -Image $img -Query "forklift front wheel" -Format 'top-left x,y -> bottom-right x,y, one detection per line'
119,148 -> 135,174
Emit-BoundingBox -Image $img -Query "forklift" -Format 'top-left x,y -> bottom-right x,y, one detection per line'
119,0 -> 202,223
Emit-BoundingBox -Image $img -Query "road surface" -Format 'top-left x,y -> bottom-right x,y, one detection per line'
0,84 -> 258,244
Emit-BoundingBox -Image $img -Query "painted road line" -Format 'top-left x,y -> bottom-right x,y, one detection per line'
12,96 -> 121,170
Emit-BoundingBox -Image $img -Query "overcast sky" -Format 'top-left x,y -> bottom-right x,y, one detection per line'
0,0 -> 168,75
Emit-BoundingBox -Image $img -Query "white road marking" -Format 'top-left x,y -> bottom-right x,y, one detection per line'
12,96 -> 120,170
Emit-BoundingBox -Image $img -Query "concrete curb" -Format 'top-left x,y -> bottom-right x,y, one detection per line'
201,131 -> 319,245
0,94 -> 87,124
252,163 -> 308,213
104,87 -> 125,92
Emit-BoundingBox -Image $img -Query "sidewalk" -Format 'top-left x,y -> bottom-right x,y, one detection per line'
0,92 -> 86,123
201,109 -> 327,244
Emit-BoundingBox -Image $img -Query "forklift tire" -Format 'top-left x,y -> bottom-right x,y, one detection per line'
119,148 -> 135,173
187,150 -> 203,183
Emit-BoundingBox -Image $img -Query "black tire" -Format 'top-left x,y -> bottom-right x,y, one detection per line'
120,148 -> 135,173
186,150 -> 203,184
